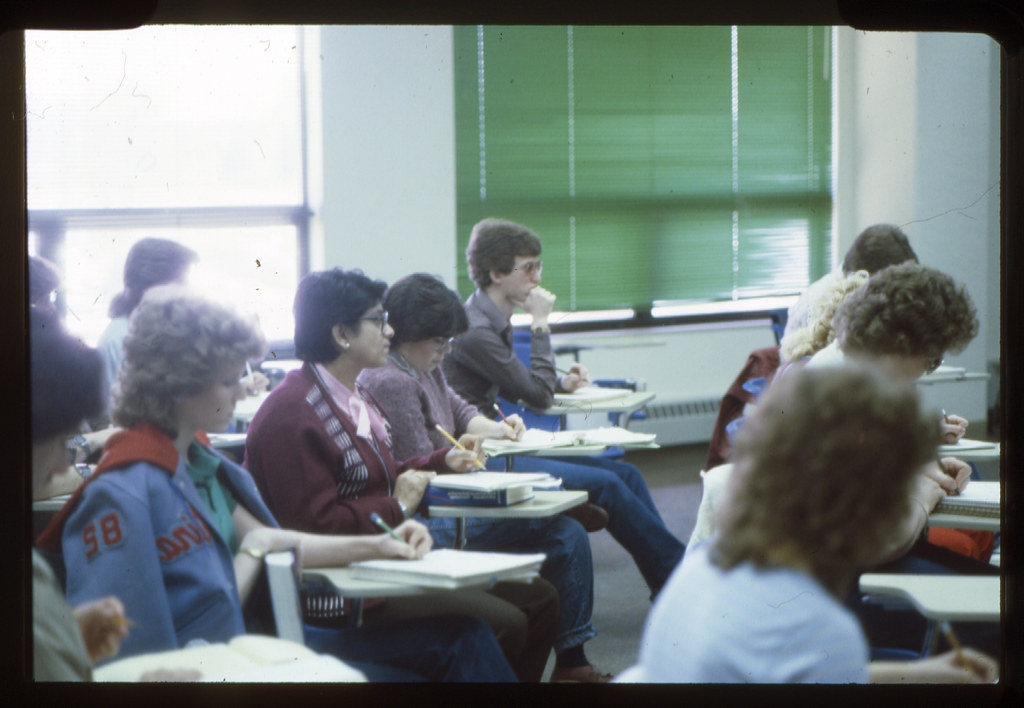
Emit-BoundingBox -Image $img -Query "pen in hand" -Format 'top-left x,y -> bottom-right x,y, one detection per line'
434,423 -> 486,469
940,620 -> 982,679
370,512 -> 409,545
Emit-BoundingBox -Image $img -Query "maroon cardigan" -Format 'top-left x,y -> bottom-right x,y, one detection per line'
243,362 -> 450,536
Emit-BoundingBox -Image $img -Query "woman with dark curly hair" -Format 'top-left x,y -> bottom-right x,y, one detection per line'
810,262 -> 977,444
619,365 -> 997,683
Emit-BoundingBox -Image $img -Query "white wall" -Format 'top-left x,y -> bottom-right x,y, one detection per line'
317,27 -> 1002,423
319,26 -> 457,286
834,29 -> 1001,418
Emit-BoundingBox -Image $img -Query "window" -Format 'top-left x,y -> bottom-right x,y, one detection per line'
453,25 -> 833,313
25,25 -> 314,345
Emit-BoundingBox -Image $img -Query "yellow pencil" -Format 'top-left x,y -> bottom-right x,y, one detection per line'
434,423 -> 485,469
941,621 -> 978,678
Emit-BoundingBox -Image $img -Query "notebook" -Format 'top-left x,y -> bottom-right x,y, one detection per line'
553,386 -> 631,404
933,481 -> 1000,518
348,548 -> 546,589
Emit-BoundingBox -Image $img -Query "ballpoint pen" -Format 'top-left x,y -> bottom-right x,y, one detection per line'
370,512 -> 409,545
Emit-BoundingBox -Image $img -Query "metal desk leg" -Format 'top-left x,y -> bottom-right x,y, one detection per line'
350,598 -> 364,628
455,518 -> 468,549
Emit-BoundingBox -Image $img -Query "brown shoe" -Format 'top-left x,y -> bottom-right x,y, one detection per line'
563,503 -> 609,532
549,664 -> 613,683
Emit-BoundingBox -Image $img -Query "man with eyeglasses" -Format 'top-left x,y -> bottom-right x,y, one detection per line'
443,218 -> 687,609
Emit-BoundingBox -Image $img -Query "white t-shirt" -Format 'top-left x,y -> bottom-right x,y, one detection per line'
618,543 -> 869,683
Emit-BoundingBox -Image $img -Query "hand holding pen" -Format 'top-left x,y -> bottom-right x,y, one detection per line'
435,424 -> 487,470
492,404 -> 526,441
940,409 -> 968,445
370,513 -> 432,558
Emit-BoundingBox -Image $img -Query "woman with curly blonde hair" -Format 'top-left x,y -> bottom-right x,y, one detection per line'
620,365 -> 997,683
779,270 -> 868,365
39,285 -> 517,682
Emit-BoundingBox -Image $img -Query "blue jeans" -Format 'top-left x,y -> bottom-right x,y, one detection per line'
303,613 -> 517,682
422,512 -> 596,653
492,455 -> 686,597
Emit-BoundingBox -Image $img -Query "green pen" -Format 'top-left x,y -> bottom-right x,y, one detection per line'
370,512 -> 409,545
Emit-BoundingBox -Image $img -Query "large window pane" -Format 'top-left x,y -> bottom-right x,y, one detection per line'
25,26 -> 305,209
50,226 -> 299,346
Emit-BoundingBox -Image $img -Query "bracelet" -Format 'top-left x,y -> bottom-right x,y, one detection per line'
239,546 -> 265,560
72,434 -> 91,460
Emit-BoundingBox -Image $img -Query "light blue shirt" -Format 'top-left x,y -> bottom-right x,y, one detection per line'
620,543 -> 870,683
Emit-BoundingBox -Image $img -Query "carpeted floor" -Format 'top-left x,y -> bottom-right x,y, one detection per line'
541,443 -> 708,680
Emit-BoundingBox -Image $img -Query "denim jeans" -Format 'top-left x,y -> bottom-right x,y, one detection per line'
491,455 -> 686,597
422,512 -> 596,653
302,613 -> 518,682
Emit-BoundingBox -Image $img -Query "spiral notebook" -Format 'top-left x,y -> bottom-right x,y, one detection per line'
933,481 -> 1000,518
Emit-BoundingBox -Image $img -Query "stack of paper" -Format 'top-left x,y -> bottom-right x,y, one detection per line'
349,548 -> 546,589
482,427 -> 658,456
553,386 -> 632,404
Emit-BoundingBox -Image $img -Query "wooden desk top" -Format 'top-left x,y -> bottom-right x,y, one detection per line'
426,489 -> 588,520
859,573 -> 1000,622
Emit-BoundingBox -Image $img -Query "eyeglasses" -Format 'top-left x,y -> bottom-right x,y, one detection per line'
359,310 -> 389,332
924,356 -> 944,375
433,336 -> 456,353
514,260 -> 543,275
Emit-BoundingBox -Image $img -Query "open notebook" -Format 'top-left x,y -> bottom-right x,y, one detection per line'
553,386 -> 632,404
348,548 -> 546,589
482,427 -> 658,456
92,635 -> 366,682
934,480 -> 1000,518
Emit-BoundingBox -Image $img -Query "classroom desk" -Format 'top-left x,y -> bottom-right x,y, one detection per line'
859,573 -> 1000,655
232,391 -> 271,431
928,512 -> 1000,532
938,440 -> 1001,461
542,390 -> 656,430
33,495 -> 71,513
426,489 -> 589,549
304,563 -> 541,628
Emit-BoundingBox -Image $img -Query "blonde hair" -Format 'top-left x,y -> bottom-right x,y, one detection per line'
780,271 -> 868,363
112,285 -> 266,436
710,365 -> 938,597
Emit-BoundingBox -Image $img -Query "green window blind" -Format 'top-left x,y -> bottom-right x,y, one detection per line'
453,25 -> 833,311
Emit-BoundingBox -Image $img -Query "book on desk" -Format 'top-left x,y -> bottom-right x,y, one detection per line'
348,548 -> 546,589
934,480 -> 1000,518
423,471 -> 558,507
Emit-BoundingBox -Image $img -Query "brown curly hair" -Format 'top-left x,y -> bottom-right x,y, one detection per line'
780,270 -> 869,362
833,263 -> 978,361
710,365 -> 939,598
466,218 -> 542,289
112,285 -> 266,437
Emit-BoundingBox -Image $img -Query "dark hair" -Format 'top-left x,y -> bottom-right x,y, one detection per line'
384,273 -> 468,347
293,268 -> 388,363
841,224 -> 918,275
28,255 -> 61,308
108,238 -> 199,318
834,262 -> 978,360
30,310 -> 106,442
711,365 -> 938,598
466,218 -> 542,289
